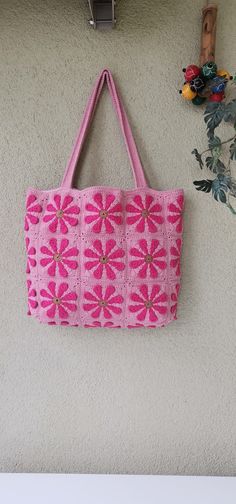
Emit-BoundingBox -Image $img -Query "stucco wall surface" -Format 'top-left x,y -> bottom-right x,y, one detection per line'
0,0 -> 236,475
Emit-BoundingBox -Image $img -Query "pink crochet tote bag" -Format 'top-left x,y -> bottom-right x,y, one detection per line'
24,68 -> 184,329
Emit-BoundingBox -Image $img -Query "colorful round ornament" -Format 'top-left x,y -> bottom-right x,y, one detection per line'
201,61 -> 217,79
217,69 -> 231,80
183,64 -> 201,82
190,76 -> 205,92
211,76 -> 226,93
192,95 -> 206,106
208,91 -> 224,102
179,59 -> 232,106
180,83 -> 197,100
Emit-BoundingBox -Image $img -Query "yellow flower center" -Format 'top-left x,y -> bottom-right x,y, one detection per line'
99,209 -> 108,219
56,209 -> 64,218
141,209 -> 149,218
53,253 -> 61,262
53,297 -> 61,305
145,300 -> 153,309
99,255 -> 109,264
145,254 -> 153,263
99,300 -> 107,307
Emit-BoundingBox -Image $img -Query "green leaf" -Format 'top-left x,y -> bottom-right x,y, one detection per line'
205,156 -> 226,173
215,159 -> 226,173
194,175 -> 229,204
206,156 -> 215,171
215,189 -> 226,203
227,176 -> 236,198
204,102 -> 225,133
230,139 -> 236,160
224,99 -> 236,125
192,148 -> 204,169
211,174 -> 229,203
193,179 -> 212,193
208,135 -> 221,151
208,135 -> 222,168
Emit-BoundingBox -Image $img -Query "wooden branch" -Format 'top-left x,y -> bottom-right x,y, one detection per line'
200,4 -> 218,66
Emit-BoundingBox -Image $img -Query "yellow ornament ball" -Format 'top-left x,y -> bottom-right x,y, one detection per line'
181,83 -> 197,100
217,69 -> 230,80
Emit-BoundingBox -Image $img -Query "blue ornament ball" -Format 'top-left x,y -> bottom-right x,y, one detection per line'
211,76 -> 226,93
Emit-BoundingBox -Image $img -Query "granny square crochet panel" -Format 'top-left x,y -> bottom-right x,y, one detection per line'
24,70 -> 184,329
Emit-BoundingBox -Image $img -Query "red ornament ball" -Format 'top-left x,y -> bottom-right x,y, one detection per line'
209,92 -> 225,102
183,65 -> 201,82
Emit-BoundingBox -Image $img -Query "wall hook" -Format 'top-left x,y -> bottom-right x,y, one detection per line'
88,0 -> 116,29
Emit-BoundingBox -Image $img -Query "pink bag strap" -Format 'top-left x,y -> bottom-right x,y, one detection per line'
61,68 -> 147,189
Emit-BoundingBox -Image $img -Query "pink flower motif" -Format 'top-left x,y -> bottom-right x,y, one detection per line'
24,194 -> 42,231
25,237 -> 36,273
170,284 -> 180,319
43,194 -> 80,234
27,280 -> 38,315
85,192 -> 122,233
40,281 -> 77,319
40,238 -> 79,277
170,239 -> 182,276
167,194 -> 184,233
126,194 -> 163,233
129,239 -> 167,278
84,321 -> 120,328
128,284 -> 167,322
84,239 -> 125,280
83,285 -> 123,319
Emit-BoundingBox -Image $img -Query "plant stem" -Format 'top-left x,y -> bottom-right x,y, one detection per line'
200,134 -> 236,156
226,194 -> 236,214
227,202 -> 236,214
225,158 -> 231,175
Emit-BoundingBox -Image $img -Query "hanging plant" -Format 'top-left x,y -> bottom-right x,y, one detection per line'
192,89 -> 236,214
180,3 -> 236,214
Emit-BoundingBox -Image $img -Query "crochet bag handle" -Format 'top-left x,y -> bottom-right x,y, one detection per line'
61,68 -> 147,189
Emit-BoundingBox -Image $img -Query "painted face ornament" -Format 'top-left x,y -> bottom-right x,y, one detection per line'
190,76 -> 205,93
201,61 -> 217,79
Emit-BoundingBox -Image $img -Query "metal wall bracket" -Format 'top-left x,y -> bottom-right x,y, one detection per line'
88,1 -> 116,29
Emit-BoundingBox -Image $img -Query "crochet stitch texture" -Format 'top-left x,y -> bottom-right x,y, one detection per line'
24,69 -> 184,328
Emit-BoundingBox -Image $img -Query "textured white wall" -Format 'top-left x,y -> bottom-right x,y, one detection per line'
0,0 -> 236,475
